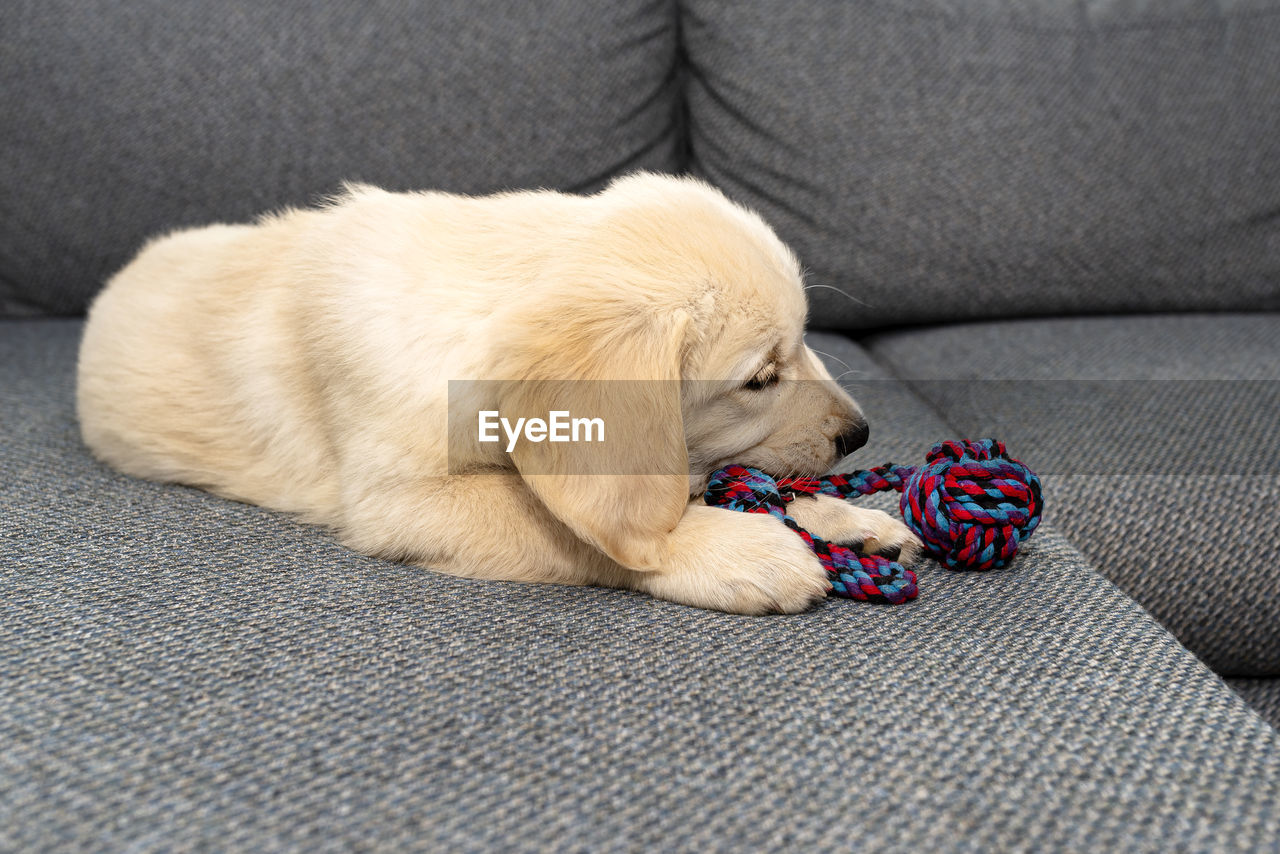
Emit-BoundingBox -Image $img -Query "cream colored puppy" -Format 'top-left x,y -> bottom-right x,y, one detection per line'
78,173 -> 919,614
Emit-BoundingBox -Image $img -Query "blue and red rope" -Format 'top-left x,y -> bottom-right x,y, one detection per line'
704,439 -> 1043,604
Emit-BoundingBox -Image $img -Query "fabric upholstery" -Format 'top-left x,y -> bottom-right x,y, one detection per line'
0,0 -> 683,316
1229,679 -> 1280,733
681,0 -> 1280,331
5,320 -> 1278,851
863,314 -> 1280,676
806,331 -> 962,465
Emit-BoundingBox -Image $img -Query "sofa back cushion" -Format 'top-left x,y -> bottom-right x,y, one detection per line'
0,0 -> 682,316
682,0 -> 1280,330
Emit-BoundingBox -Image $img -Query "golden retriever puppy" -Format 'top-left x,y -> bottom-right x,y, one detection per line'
77,173 -> 919,614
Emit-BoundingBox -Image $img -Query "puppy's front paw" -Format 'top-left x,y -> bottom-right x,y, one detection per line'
640,505 -> 831,615
786,495 -> 922,565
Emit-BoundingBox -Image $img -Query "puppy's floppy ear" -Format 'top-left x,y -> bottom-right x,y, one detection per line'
499,310 -> 691,572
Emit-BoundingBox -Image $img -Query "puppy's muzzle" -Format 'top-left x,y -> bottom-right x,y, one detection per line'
834,419 -> 870,460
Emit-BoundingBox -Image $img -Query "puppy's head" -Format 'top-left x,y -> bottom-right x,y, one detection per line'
587,175 -> 867,485
498,173 -> 867,570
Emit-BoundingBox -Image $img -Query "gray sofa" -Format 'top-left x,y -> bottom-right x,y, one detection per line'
3,2 -> 1278,851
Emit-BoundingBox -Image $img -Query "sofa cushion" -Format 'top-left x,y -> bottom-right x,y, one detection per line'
5,320 -> 1278,850
681,0 -> 1280,331
0,0 -> 682,316
863,314 -> 1280,676
1228,679 -> 1280,732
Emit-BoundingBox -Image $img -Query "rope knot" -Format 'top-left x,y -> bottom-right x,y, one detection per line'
704,465 -> 917,605
902,439 -> 1043,570
704,439 -> 1043,604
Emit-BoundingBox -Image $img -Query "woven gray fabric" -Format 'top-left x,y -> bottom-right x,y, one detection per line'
3,320 -> 1279,851
806,331 -> 959,465
863,314 -> 1280,676
0,0 -> 682,316
1229,679 -> 1280,732
681,0 -> 1280,331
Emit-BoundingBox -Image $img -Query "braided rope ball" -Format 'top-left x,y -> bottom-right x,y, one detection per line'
704,439 -> 1043,604
897,439 -> 1043,570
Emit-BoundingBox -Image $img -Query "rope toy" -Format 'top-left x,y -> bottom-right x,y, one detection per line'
704,439 -> 1043,604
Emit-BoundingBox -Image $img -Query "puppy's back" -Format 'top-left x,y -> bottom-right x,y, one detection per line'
77,210 -> 345,519
75,184 -> 592,522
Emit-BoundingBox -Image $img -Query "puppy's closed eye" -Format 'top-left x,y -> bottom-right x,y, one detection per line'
742,363 -> 780,392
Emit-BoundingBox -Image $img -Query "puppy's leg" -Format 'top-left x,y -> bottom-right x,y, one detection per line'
339,473 -> 830,614
337,473 -> 637,590
786,494 -> 922,564
637,503 -> 832,615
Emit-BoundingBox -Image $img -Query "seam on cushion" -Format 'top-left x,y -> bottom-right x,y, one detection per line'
801,335 -> 1160,643
563,126 -> 684,195
851,329 -> 1280,678
793,343 -> 1180,634
850,332 -> 968,435
671,0 -> 692,175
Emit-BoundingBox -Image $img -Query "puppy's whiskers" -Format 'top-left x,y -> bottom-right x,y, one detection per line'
734,476 -> 779,514
807,347 -> 854,377
803,282 -> 869,308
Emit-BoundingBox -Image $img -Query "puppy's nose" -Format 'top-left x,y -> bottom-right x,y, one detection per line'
834,420 -> 870,460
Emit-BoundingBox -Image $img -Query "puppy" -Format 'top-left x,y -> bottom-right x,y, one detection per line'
77,173 -> 919,614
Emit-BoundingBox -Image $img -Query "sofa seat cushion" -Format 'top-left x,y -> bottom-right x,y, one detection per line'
6,320 -> 1277,850
0,0 -> 683,316
681,0 -> 1280,330
1229,679 -> 1280,732
863,314 -> 1280,676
